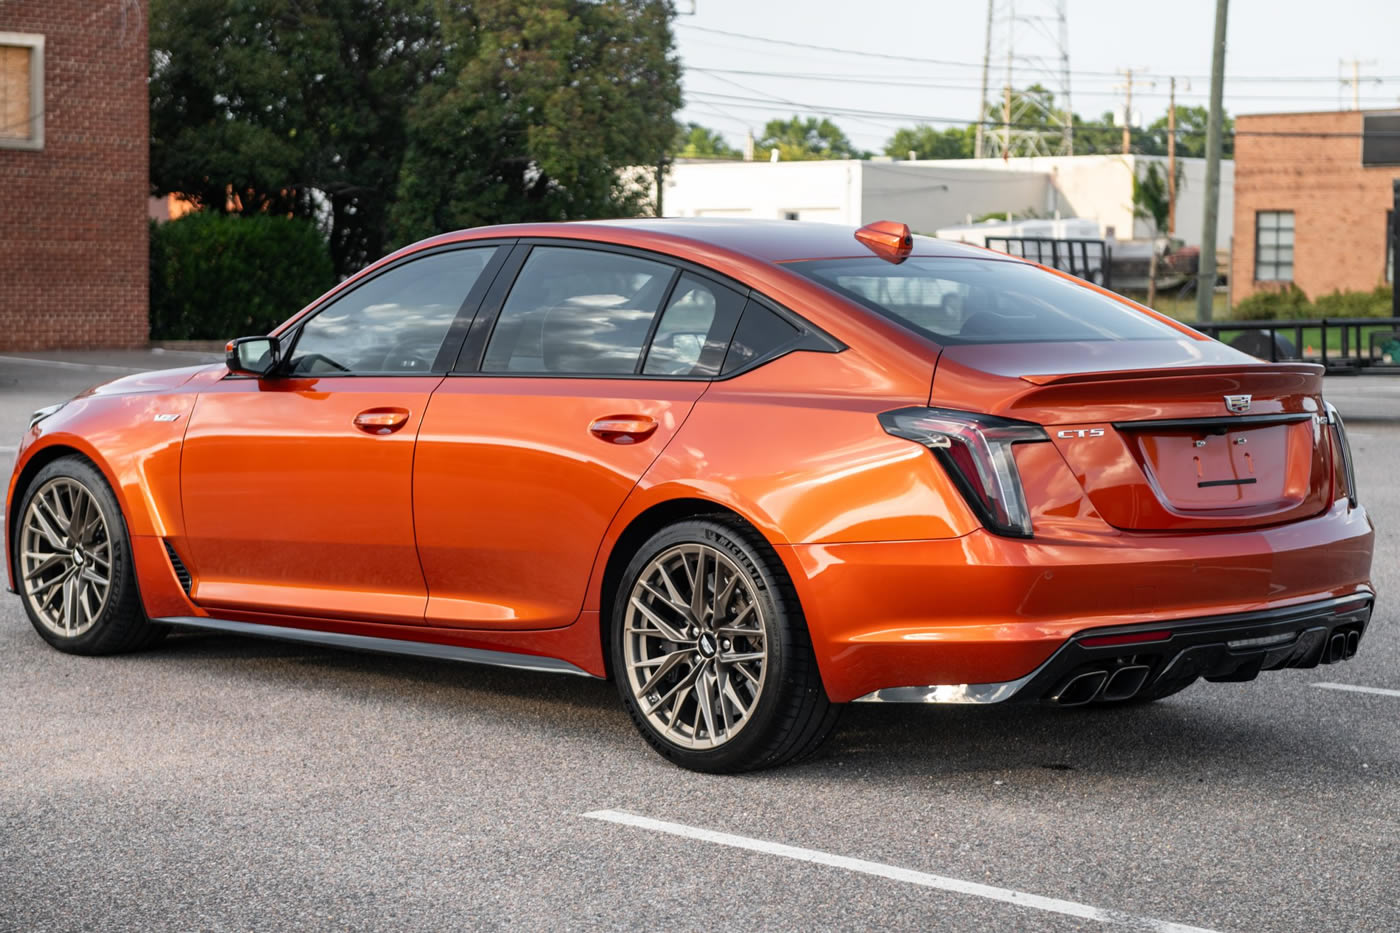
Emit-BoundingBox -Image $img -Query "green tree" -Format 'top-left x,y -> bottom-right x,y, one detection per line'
674,122 -> 737,159
390,0 -> 680,242
883,124 -> 975,160
1146,105 -> 1235,158
149,0 -> 444,277
1131,161 -> 1183,306
756,116 -> 867,161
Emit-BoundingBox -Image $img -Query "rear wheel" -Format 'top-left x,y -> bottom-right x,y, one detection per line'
15,457 -> 160,655
611,517 -> 839,773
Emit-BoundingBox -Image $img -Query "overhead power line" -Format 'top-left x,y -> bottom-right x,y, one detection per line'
677,23 -> 1400,84
686,66 -> 1400,103
686,89 -> 1400,137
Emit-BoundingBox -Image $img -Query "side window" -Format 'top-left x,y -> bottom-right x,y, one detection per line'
483,247 -> 673,375
642,274 -> 745,377
287,248 -> 495,376
720,301 -> 801,375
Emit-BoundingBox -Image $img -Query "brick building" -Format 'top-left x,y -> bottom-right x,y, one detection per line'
0,0 -> 149,350
1231,109 -> 1399,304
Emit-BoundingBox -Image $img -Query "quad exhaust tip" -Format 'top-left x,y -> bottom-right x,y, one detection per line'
1053,670 -> 1108,706
1101,664 -> 1151,702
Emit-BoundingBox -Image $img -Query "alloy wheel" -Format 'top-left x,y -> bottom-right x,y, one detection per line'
622,543 -> 768,750
19,477 -> 113,638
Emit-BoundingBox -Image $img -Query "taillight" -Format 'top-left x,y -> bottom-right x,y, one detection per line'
880,407 -> 1049,537
1325,402 -> 1358,507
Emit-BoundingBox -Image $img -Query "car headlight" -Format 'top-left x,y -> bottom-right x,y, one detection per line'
27,402 -> 66,430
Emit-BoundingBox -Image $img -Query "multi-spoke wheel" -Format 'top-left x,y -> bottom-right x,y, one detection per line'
14,457 -> 159,654
612,517 -> 840,773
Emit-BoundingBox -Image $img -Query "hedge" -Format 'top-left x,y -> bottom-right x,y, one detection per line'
1233,283 -> 1394,321
150,212 -> 337,340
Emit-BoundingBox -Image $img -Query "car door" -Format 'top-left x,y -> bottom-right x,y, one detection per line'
413,245 -> 748,630
180,245 -> 505,624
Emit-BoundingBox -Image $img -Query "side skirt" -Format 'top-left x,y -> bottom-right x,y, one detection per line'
153,615 -> 598,678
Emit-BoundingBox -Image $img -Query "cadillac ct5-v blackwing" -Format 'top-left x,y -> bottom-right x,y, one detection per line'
6,219 -> 1374,772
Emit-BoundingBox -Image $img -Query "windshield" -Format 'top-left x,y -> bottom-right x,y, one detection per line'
789,257 -> 1183,345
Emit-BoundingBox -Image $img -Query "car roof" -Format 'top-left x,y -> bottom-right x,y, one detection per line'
419,217 -> 1009,265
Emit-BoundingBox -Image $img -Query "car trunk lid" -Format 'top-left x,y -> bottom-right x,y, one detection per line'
930,339 -> 1332,531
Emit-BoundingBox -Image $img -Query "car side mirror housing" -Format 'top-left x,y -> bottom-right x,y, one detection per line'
225,335 -> 282,377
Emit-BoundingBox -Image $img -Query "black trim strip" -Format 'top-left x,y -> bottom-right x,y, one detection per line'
1197,477 -> 1259,488
1112,412 -> 1314,432
155,616 -> 597,677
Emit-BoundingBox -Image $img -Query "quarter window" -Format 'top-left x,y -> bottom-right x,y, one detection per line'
1255,211 -> 1294,282
286,248 -> 495,376
0,32 -> 44,151
721,302 -> 801,374
642,274 -> 745,377
483,247 -> 673,375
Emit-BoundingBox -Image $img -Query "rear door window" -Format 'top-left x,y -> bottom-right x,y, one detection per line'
483,247 -> 674,375
790,256 -> 1182,344
642,274 -> 746,377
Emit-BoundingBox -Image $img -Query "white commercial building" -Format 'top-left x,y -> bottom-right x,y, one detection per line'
657,154 -> 1234,250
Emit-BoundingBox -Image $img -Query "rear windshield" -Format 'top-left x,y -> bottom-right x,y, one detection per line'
789,257 -> 1182,344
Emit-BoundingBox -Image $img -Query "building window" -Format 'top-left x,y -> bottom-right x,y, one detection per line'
1255,210 -> 1294,282
1387,210 -> 1394,284
0,32 -> 43,151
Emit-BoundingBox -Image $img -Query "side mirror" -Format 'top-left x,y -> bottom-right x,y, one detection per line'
225,335 -> 281,377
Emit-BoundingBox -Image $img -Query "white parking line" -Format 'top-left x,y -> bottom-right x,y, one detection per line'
583,809 -> 1222,933
1312,682 -> 1400,698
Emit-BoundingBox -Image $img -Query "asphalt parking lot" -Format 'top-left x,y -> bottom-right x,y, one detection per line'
1,352 -> 1397,932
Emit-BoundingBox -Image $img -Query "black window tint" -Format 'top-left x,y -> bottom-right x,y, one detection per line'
483,247 -> 673,375
287,248 -> 494,375
720,301 -> 800,375
789,256 -> 1183,345
642,274 -> 745,377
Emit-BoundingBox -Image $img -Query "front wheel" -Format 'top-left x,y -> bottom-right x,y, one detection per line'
15,456 -> 161,655
612,517 -> 839,773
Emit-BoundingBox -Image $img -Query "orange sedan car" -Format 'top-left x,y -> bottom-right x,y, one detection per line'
6,219 -> 1374,772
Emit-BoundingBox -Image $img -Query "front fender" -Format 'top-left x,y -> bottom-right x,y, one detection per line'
6,392 -> 199,617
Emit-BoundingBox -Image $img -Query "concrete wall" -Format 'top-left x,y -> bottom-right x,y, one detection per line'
0,0 -> 149,350
1231,110 -> 1397,302
858,162 -> 1047,235
661,160 -> 862,223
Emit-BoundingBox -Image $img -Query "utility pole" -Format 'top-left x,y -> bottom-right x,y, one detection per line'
1003,84 -> 1013,160
1196,0 -> 1229,323
1167,77 -> 1177,235
1119,68 -> 1136,154
1393,180 -> 1399,318
976,0 -> 994,158
1339,58 -> 1378,110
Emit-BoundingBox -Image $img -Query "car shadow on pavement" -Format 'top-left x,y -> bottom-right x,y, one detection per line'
142,630 -> 1392,787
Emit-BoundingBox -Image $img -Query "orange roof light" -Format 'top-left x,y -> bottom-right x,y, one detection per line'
855,220 -> 913,264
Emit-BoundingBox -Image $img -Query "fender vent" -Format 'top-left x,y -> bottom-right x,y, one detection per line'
163,540 -> 192,595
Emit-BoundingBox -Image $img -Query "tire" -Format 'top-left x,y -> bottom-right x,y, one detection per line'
13,456 -> 160,655
611,517 -> 840,773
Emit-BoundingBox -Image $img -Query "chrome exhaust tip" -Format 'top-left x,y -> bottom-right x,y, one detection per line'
1053,670 -> 1108,706
1101,664 -> 1152,702
1345,630 -> 1360,660
1327,633 -> 1346,664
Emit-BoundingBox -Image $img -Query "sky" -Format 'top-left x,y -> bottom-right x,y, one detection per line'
671,0 -> 1400,154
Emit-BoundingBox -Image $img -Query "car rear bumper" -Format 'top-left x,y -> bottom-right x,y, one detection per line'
779,500 -> 1374,703
854,594 -> 1373,704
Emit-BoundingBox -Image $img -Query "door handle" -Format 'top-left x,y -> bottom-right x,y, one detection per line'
354,408 -> 410,435
589,415 -> 658,445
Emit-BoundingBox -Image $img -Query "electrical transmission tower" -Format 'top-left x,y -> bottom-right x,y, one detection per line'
975,0 -> 1074,159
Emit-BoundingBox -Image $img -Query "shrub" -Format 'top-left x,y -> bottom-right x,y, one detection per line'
150,212 -> 336,340
1232,284 -> 1312,321
1313,284 -> 1394,319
